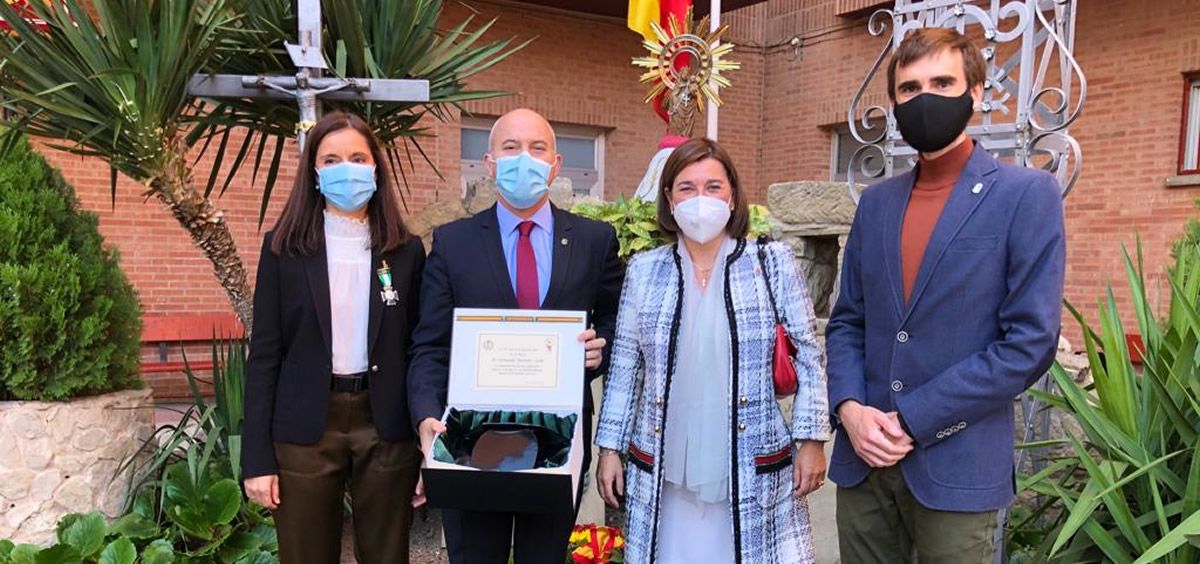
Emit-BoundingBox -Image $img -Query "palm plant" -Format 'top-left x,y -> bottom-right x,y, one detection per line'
0,0 -> 251,322
1018,242 -> 1200,563
0,0 -> 525,331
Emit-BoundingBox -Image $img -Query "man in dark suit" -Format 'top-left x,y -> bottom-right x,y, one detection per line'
407,108 -> 624,564
826,28 -> 1066,563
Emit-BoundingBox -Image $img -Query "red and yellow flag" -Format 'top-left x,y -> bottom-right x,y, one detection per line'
628,0 -> 692,42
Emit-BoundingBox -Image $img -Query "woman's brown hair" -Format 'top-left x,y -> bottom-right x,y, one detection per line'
656,137 -> 750,241
270,111 -> 410,256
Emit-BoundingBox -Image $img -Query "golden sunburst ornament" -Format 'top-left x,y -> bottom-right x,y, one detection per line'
632,7 -> 740,111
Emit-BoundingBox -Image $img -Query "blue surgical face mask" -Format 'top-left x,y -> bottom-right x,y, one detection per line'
494,151 -> 551,210
316,162 -> 377,212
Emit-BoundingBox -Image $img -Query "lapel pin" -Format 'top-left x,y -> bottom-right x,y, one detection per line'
971,182 -> 983,194
561,238 -> 569,246
377,259 -> 399,306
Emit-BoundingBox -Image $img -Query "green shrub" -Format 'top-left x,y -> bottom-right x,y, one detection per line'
571,195 -> 774,260
0,132 -> 141,401
1172,198 -> 1200,260
1018,241 -> 1200,563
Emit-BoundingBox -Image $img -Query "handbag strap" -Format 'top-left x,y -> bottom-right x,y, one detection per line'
755,234 -> 785,325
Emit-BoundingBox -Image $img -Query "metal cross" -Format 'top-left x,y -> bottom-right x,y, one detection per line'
186,0 -> 430,149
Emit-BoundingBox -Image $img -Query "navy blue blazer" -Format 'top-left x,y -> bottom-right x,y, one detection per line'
826,143 -> 1066,511
406,204 -> 624,439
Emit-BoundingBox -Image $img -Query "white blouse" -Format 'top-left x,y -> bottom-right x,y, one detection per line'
323,211 -> 371,375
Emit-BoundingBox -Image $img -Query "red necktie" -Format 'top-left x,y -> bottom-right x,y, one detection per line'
516,221 -> 539,309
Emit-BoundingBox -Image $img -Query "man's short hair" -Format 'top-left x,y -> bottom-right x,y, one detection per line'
887,27 -> 987,102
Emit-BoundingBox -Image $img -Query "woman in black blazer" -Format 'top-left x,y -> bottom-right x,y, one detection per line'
242,111 -> 425,564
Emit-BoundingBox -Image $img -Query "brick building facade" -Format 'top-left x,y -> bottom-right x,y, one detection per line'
30,0 -> 1200,396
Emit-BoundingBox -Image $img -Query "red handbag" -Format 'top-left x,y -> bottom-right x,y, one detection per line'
756,236 -> 799,397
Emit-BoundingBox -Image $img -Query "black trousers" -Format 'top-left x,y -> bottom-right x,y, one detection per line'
443,408 -> 592,564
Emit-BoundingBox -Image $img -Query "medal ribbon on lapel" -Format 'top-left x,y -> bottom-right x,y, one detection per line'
378,259 -> 399,306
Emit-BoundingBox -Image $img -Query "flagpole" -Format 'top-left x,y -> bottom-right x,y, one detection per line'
706,0 -> 721,140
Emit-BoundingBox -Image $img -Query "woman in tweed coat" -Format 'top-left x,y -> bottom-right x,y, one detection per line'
595,138 -> 831,564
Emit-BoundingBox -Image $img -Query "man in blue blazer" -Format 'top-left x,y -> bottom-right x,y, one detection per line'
407,108 -> 624,564
826,28 -> 1066,563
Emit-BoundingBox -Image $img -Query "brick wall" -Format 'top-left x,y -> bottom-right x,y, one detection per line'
29,0 -> 1200,396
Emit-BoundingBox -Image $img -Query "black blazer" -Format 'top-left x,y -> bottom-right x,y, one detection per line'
242,230 -> 426,479
407,204 -> 624,431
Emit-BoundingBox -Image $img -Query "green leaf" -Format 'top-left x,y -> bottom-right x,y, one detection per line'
7,544 -> 38,564
33,544 -> 82,564
107,514 -> 159,540
204,479 -> 242,525
57,512 -> 106,558
1133,509 -> 1200,564
0,540 -> 13,560
139,539 -> 175,564
250,524 -> 278,553
233,550 -> 278,564
97,537 -> 136,564
217,531 -> 264,563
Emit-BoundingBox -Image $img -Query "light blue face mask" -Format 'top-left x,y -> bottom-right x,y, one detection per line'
494,151 -> 551,210
316,162 -> 377,212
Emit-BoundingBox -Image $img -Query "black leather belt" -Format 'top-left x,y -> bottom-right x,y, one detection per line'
331,372 -> 369,392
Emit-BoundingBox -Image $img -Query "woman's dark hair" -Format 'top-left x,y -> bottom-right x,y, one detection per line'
270,111 -> 409,256
656,137 -> 750,241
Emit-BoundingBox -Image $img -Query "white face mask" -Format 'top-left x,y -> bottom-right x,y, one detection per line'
672,195 -> 731,244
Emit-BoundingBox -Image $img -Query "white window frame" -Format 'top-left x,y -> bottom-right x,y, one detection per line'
1180,73 -> 1200,176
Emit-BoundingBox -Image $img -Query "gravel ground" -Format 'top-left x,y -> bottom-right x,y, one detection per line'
338,507 -> 449,564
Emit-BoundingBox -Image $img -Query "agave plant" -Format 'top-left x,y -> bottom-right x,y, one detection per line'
1018,241 -> 1200,563
0,0 -> 524,331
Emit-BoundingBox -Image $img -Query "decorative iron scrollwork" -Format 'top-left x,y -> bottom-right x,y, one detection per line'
846,0 -> 1086,201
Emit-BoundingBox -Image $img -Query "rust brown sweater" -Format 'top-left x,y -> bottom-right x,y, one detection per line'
901,138 -> 974,303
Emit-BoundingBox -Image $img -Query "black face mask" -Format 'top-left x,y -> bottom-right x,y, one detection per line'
893,90 -> 975,153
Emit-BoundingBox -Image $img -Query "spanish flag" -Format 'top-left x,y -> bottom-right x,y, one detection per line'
628,0 -> 692,42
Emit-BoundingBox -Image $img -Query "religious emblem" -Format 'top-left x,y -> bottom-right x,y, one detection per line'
631,7 -> 740,138
630,7 -> 740,202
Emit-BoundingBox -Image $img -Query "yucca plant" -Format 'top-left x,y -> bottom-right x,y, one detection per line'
0,0 -> 252,324
1019,241 -> 1200,563
191,0 -> 530,219
1,0 -> 525,332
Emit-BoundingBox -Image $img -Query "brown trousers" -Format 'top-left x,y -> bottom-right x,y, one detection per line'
273,391 -> 421,564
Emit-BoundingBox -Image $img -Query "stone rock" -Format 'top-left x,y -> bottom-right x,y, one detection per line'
72,427 -> 111,452
4,501 -> 38,531
17,437 -> 52,470
6,411 -> 47,440
406,199 -> 468,250
767,181 -> 860,226
0,435 -> 23,469
0,389 -> 153,544
0,468 -> 32,500
547,181 -> 576,209
53,477 -> 94,514
29,470 -> 62,500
